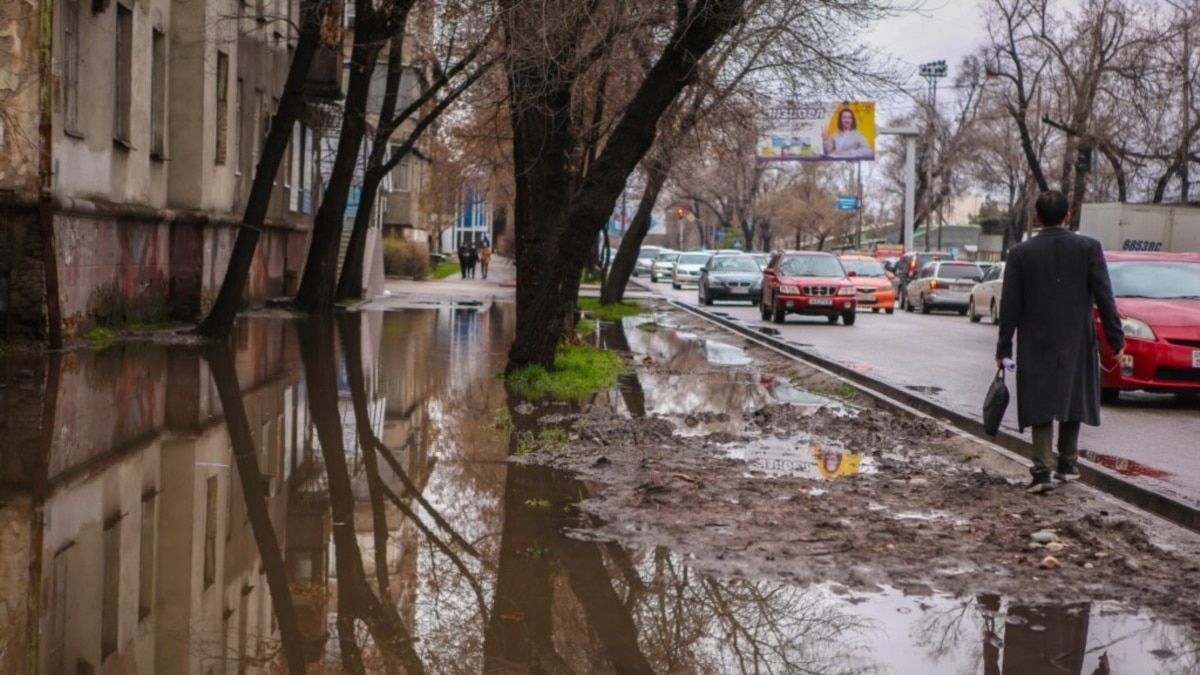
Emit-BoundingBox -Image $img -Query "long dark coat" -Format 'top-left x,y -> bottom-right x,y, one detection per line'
996,228 -> 1125,430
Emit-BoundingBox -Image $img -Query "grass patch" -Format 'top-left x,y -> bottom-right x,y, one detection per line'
431,262 -> 461,279
507,344 -> 629,400
636,321 -> 660,332
492,407 -> 514,433
577,298 -> 644,322
576,318 -> 596,338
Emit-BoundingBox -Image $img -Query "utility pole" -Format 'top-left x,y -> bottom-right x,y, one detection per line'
920,60 -> 947,251
1184,17 -> 1192,203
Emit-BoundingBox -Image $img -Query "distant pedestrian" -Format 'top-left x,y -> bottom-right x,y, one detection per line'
995,189 -> 1125,494
478,242 -> 492,279
466,244 -> 479,278
457,241 -> 469,279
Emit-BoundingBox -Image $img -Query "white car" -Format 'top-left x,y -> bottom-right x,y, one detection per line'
633,246 -> 664,277
671,252 -> 714,289
904,261 -> 984,315
968,262 -> 1005,323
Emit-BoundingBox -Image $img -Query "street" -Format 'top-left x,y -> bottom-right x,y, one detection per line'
644,278 -> 1200,505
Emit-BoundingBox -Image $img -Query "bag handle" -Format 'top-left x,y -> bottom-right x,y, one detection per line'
995,367 -> 1005,381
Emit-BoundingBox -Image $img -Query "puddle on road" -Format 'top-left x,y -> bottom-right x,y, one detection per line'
906,384 -> 945,395
1080,448 -> 1173,479
2,304 -> 1195,673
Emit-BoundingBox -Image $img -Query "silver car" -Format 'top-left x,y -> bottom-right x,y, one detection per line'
650,250 -> 679,282
671,252 -> 714,289
905,261 -> 984,315
634,246 -> 664,277
968,262 -> 1005,323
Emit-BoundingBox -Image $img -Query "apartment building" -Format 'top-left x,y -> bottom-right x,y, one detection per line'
0,0 -> 326,343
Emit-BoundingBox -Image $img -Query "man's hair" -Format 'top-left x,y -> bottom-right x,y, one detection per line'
1034,190 -> 1070,226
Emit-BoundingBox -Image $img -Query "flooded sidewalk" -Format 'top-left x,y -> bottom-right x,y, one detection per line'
1,302 -> 1197,673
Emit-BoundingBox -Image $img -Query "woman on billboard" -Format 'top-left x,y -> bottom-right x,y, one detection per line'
822,107 -> 872,158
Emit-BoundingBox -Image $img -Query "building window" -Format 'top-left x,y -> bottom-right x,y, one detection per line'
138,492 -> 157,621
393,155 -> 410,192
204,475 -> 218,588
151,29 -> 167,158
215,51 -> 229,165
102,514 -> 122,660
235,78 -> 244,175
113,4 -> 133,144
62,0 -> 81,136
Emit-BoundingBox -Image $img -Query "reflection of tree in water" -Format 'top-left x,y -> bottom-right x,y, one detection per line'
486,399 -> 884,675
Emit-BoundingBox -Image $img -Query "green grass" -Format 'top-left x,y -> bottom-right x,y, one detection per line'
431,262 -> 461,279
507,344 -> 629,400
577,298 -> 644,321
576,318 -> 596,337
636,321 -> 660,332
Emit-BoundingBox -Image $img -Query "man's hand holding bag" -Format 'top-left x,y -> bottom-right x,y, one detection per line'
982,367 -> 1010,436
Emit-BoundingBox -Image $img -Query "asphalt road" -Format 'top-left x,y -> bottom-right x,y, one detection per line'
638,276 -> 1200,506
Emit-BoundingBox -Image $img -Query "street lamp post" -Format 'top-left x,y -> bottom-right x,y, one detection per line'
919,60 -> 947,251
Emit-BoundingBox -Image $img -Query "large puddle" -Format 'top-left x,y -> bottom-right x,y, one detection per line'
1,306 -> 1195,673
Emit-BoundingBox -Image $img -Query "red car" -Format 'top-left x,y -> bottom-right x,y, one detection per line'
760,251 -> 858,325
1096,251 -> 1200,402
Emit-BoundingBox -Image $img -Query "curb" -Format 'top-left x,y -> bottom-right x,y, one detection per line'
668,299 -> 1200,535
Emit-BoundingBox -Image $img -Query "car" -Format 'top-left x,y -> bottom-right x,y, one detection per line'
968,261 -> 1005,323
698,254 -> 763,305
748,252 -> 769,269
760,251 -> 858,325
650,250 -> 679,282
838,254 -> 896,313
904,260 -> 984,315
633,246 -> 664,277
894,250 -> 957,310
1094,251 -> 1200,403
671,251 -> 714,289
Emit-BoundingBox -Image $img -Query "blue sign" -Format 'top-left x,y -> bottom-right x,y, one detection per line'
837,195 -> 859,211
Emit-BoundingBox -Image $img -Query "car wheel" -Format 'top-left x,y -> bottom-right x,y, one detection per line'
990,299 -> 999,324
957,307 -> 968,316
672,282 -> 681,290
827,315 -> 839,324
1101,388 -> 1120,405
920,295 -> 932,314
885,307 -> 895,315
760,299 -> 771,321
703,288 -> 714,306
905,297 -> 915,312
772,301 -> 786,324
968,298 -> 981,323
842,311 -> 856,326
651,274 -> 657,283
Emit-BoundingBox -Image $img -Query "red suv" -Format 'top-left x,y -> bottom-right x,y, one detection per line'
760,251 -> 858,325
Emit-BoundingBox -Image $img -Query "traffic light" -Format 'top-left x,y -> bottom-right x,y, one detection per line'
676,207 -> 686,218
1075,144 -> 1093,172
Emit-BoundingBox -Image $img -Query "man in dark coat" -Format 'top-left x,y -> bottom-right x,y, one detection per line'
457,241 -> 469,279
996,189 -> 1125,494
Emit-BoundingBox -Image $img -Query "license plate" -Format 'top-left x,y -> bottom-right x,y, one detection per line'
810,298 -> 833,306
731,287 -> 749,294
858,295 -> 876,303
1194,350 -> 1200,368
953,284 -> 973,292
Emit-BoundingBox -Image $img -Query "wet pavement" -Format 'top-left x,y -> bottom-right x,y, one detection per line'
1,302 -> 1197,673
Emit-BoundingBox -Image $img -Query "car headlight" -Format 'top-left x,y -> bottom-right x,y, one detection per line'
1121,317 -> 1157,341
780,285 -> 800,294
837,286 -> 856,296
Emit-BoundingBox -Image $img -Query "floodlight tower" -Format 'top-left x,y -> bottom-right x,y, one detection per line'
919,60 -> 947,251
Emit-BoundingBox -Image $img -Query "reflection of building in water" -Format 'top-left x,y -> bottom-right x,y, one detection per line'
0,319 -> 334,673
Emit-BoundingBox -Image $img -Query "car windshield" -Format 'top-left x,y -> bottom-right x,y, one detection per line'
709,257 -> 760,273
779,255 -> 845,278
655,252 -> 678,262
840,258 -> 887,277
1109,261 -> 1200,299
638,247 -> 661,259
678,253 -> 712,265
937,264 -> 983,280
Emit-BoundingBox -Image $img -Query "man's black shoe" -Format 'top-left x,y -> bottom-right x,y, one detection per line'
1054,461 -> 1080,482
1026,471 -> 1056,494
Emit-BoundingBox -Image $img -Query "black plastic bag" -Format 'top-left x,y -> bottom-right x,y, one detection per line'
982,368 -> 1009,436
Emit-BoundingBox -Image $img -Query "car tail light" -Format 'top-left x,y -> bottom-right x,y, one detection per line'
929,279 -> 938,289
837,285 -> 856,296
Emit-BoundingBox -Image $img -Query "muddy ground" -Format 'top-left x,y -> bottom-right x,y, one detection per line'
519,303 -> 1200,628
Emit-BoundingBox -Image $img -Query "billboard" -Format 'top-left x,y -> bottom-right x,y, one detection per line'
757,101 -> 876,162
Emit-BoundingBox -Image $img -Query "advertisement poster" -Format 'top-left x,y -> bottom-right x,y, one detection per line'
757,101 -> 876,162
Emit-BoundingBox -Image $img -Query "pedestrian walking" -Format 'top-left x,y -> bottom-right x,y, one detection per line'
478,242 -> 492,279
457,241 -> 469,279
995,189 -> 1125,494
466,244 -> 478,278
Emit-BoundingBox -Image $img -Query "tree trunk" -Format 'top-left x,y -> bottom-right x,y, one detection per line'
294,1 -> 384,315
197,2 -> 324,339
600,157 -> 669,305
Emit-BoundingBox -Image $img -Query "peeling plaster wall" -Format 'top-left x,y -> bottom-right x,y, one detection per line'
0,1 -> 41,194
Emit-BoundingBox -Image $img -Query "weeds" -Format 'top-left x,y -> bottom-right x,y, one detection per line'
576,318 -> 596,338
513,427 -> 570,456
636,322 -> 659,332
525,498 -> 552,508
